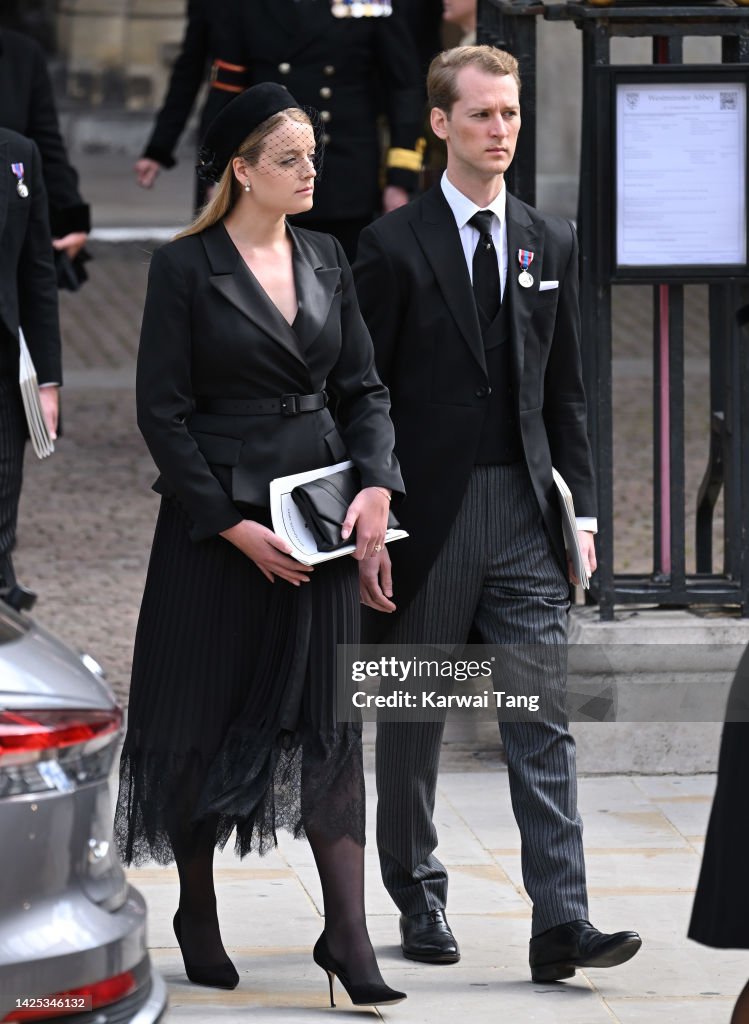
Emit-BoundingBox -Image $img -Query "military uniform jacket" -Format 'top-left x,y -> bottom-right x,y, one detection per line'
216,2 -> 425,220
137,222 -> 403,542
142,0 -> 239,170
0,30 -> 89,238
0,128 -> 61,384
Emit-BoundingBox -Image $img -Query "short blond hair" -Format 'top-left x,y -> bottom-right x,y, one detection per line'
427,45 -> 521,115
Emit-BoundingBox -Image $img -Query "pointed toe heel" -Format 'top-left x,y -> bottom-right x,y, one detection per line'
173,910 -> 240,990
313,933 -> 406,1007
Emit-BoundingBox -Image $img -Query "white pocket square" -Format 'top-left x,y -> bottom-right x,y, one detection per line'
539,280 -> 559,291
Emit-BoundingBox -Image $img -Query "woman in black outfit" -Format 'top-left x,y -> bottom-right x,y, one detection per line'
115,83 -> 405,1007
689,646 -> 749,1023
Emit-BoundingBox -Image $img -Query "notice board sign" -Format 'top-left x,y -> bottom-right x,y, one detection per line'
594,66 -> 749,282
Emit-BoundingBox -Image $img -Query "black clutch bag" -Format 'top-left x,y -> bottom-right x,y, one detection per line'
291,468 -> 399,552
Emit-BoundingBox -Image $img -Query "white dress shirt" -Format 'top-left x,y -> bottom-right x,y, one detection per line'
440,172 -> 597,536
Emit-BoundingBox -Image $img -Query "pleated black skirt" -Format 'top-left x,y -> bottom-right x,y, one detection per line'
115,498 -> 364,866
689,647 -> 749,949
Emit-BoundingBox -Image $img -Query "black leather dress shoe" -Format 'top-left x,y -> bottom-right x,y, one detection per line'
400,910 -> 460,964
529,919 -> 641,982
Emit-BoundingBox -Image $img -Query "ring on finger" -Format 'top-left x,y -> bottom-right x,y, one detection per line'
374,543 -> 383,552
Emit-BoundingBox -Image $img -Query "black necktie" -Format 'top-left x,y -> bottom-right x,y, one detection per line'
468,210 -> 501,325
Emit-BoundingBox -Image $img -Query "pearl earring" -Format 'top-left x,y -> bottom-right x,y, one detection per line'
244,181 -> 251,192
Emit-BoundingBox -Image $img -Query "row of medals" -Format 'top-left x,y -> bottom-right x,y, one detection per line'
330,1 -> 393,16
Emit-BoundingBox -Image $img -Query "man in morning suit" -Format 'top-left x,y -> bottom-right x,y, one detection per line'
352,45 -> 641,982
0,128 -> 61,605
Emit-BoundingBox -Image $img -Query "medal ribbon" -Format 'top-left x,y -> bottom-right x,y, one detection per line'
330,0 -> 392,15
517,249 -> 534,272
10,162 -> 25,183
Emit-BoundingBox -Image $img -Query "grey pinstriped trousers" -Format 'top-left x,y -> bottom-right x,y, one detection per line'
375,463 -> 589,936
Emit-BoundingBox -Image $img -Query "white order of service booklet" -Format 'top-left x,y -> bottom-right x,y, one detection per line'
270,459 -> 409,566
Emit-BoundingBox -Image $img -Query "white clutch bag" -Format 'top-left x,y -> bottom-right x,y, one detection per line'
18,327 -> 55,459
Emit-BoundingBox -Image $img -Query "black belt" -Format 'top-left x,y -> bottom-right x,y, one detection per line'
195,392 -> 327,417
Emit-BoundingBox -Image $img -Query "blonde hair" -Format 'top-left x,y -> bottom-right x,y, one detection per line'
175,107 -> 312,240
427,45 -> 521,116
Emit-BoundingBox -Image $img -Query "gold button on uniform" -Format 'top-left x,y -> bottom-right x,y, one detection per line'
278,62 -> 291,74
320,86 -> 332,99
320,110 -> 331,123
323,65 -> 335,76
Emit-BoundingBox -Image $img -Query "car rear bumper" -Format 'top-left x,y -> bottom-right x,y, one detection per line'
0,887 -> 167,1023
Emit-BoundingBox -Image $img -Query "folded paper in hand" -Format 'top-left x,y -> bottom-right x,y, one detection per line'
552,467 -> 589,589
270,460 -> 408,565
18,328 -> 54,459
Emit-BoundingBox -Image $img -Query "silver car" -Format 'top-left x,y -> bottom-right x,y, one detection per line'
0,600 -> 167,1024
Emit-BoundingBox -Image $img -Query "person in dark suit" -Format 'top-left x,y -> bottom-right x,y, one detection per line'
0,28 -> 90,288
689,649 -> 749,1022
0,127 -> 60,603
135,0 -> 243,210
353,45 -> 641,981
115,83 -> 405,1006
209,1 -> 425,260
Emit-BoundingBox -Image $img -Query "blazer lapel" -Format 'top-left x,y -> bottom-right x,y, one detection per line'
0,141 -> 9,241
504,193 -> 544,386
288,226 -> 340,352
202,222 -> 307,368
411,187 -> 487,376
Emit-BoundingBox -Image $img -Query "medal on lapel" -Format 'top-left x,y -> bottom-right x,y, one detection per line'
11,163 -> 29,198
330,0 -> 392,16
517,248 -> 534,288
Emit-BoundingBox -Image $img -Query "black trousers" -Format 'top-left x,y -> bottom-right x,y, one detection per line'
0,374 -> 26,584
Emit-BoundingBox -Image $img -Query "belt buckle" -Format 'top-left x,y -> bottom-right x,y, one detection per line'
280,393 -> 300,416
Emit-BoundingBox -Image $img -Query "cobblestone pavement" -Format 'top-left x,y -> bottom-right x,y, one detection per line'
13,242 -> 722,703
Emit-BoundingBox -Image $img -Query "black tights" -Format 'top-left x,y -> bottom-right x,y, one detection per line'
170,815 -> 231,969
307,827 -> 384,986
170,819 -> 382,983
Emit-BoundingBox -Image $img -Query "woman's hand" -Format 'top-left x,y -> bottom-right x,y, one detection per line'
341,486 -> 391,560
220,520 -> 313,585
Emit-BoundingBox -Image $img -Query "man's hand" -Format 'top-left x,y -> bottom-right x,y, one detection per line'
382,185 -> 409,213
569,530 -> 597,586
134,158 -> 161,188
38,385 -> 59,440
359,547 -> 396,612
52,232 -> 87,260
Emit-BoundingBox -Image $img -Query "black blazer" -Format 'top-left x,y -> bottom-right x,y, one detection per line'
216,2 -> 424,220
353,185 -> 596,615
0,128 -> 61,384
0,30 -> 89,238
137,222 -> 403,542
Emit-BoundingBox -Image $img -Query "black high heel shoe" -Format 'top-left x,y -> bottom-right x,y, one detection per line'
313,933 -> 406,1007
173,909 -> 240,990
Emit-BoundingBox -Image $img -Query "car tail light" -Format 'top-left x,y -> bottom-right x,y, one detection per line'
1,969 -> 137,1021
0,708 -> 123,797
